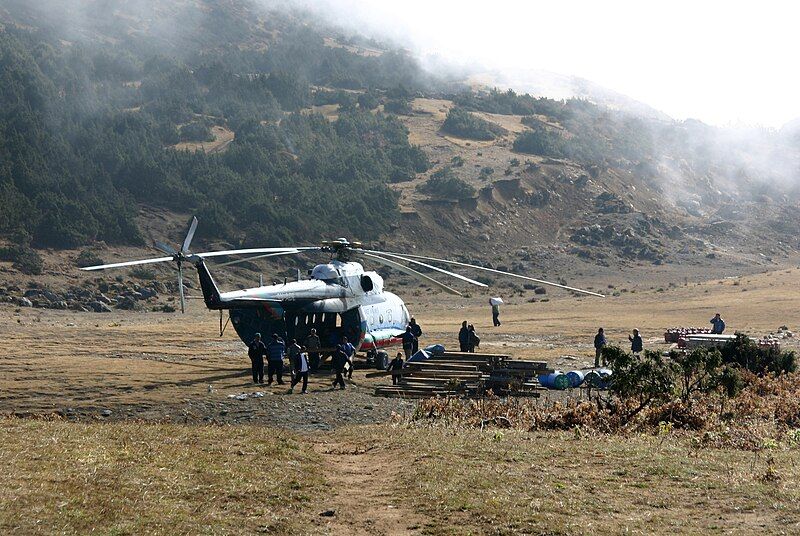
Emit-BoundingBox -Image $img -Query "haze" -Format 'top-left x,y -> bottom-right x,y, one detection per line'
308,0 -> 800,128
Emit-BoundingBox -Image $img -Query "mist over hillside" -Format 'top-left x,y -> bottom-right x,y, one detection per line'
1,0 -> 799,282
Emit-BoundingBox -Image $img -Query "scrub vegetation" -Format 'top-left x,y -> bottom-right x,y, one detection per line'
0,10 -> 429,248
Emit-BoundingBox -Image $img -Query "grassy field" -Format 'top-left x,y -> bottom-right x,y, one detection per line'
0,418 -> 324,535
2,418 -> 799,535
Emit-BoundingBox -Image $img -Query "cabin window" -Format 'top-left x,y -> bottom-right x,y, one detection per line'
360,275 -> 374,292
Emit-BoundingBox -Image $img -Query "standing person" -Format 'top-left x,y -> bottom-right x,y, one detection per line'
490,299 -> 501,327
248,333 -> 267,384
286,338 -> 301,385
338,336 -> 356,379
304,328 -> 322,371
289,346 -> 309,394
387,352 -> 404,385
331,345 -> 348,390
710,313 -> 726,334
266,334 -> 286,385
409,318 -> 422,354
629,329 -> 643,355
399,326 -> 416,360
458,321 -> 470,352
467,324 -> 480,353
594,328 -> 607,367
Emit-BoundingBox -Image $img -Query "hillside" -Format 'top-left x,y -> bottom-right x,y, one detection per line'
1,0 -> 800,296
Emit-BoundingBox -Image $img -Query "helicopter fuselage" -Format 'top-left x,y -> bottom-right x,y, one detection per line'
197,259 -> 411,352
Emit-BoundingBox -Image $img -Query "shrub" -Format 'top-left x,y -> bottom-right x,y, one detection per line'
130,266 -> 157,280
384,98 -> 412,115
357,91 -> 380,110
513,126 -> 564,157
75,250 -> 104,268
179,121 -> 214,142
0,245 -> 43,275
441,107 -> 503,141
417,172 -> 475,200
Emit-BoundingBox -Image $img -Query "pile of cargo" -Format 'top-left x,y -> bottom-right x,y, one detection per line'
664,327 -> 712,343
538,368 -> 613,390
370,351 -> 552,398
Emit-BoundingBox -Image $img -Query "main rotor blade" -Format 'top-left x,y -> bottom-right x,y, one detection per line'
373,252 -> 605,298
363,249 -> 487,288
182,216 -> 198,253
80,256 -> 174,271
362,252 -> 462,296
196,247 -> 315,258
214,250 -> 302,267
154,241 -> 178,256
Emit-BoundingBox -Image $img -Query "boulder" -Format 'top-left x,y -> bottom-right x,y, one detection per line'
89,301 -> 112,313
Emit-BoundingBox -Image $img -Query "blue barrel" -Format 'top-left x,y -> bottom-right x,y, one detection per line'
538,372 -> 570,390
585,368 -> 612,389
566,370 -> 585,388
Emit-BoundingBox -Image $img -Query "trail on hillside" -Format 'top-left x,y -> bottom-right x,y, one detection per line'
312,436 -> 427,535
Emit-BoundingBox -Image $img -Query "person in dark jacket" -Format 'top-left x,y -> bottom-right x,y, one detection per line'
304,328 -> 322,370
710,313 -> 726,334
409,318 -> 422,354
387,352 -> 404,385
338,336 -> 356,379
248,333 -> 267,384
266,334 -> 286,385
399,326 -> 417,360
629,329 -> 643,354
594,328 -> 607,367
289,346 -> 310,394
467,324 -> 480,353
331,346 -> 348,389
491,302 -> 501,327
458,321 -> 470,352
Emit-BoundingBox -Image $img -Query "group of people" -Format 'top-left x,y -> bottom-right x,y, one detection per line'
458,321 -> 481,352
247,333 -> 311,393
592,312 -> 726,367
592,328 -> 643,367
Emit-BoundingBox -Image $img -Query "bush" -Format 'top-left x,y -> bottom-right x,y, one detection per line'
512,126 -> 565,156
130,266 -> 158,280
384,98 -> 412,115
441,107 -> 503,141
357,91 -> 380,110
0,245 -> 43,275
179,121 -> 214,142
75,250 -> 104,268
720,333 -> 796,375
417,172 -> 475,200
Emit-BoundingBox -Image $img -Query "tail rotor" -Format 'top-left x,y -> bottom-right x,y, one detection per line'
153,216 -> 199,313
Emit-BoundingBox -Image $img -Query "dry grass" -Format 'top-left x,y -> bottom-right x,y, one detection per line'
339,425 -> 800,535
0,418 -> 324,535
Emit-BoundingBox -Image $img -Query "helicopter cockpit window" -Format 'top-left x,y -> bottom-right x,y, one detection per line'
360,275 -> 374,292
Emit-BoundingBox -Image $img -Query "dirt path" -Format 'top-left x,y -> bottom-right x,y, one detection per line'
312,436 -> 427,535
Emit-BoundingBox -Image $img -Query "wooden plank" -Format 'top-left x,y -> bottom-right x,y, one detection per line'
441,351 -> 510,359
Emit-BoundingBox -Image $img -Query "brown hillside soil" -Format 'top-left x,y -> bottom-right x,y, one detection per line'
173,125 -> 235,154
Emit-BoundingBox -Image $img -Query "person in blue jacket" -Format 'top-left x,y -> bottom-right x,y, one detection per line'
629,329 -> 643,354
710,313 -> 726,334
266,333 -> 286,385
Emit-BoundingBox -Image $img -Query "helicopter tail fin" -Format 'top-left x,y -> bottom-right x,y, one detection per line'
194,258 -> 224,310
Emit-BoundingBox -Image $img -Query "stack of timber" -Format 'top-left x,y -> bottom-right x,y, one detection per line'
370,351 -> 553,399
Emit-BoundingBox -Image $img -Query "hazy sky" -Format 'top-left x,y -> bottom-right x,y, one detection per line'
309,0 -> 800,128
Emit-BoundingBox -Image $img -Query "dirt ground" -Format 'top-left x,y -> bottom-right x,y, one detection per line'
1,264 -> 799,425
3,265 -> 800,534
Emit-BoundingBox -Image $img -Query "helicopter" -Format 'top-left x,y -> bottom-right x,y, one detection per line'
82,217 -> 604,363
